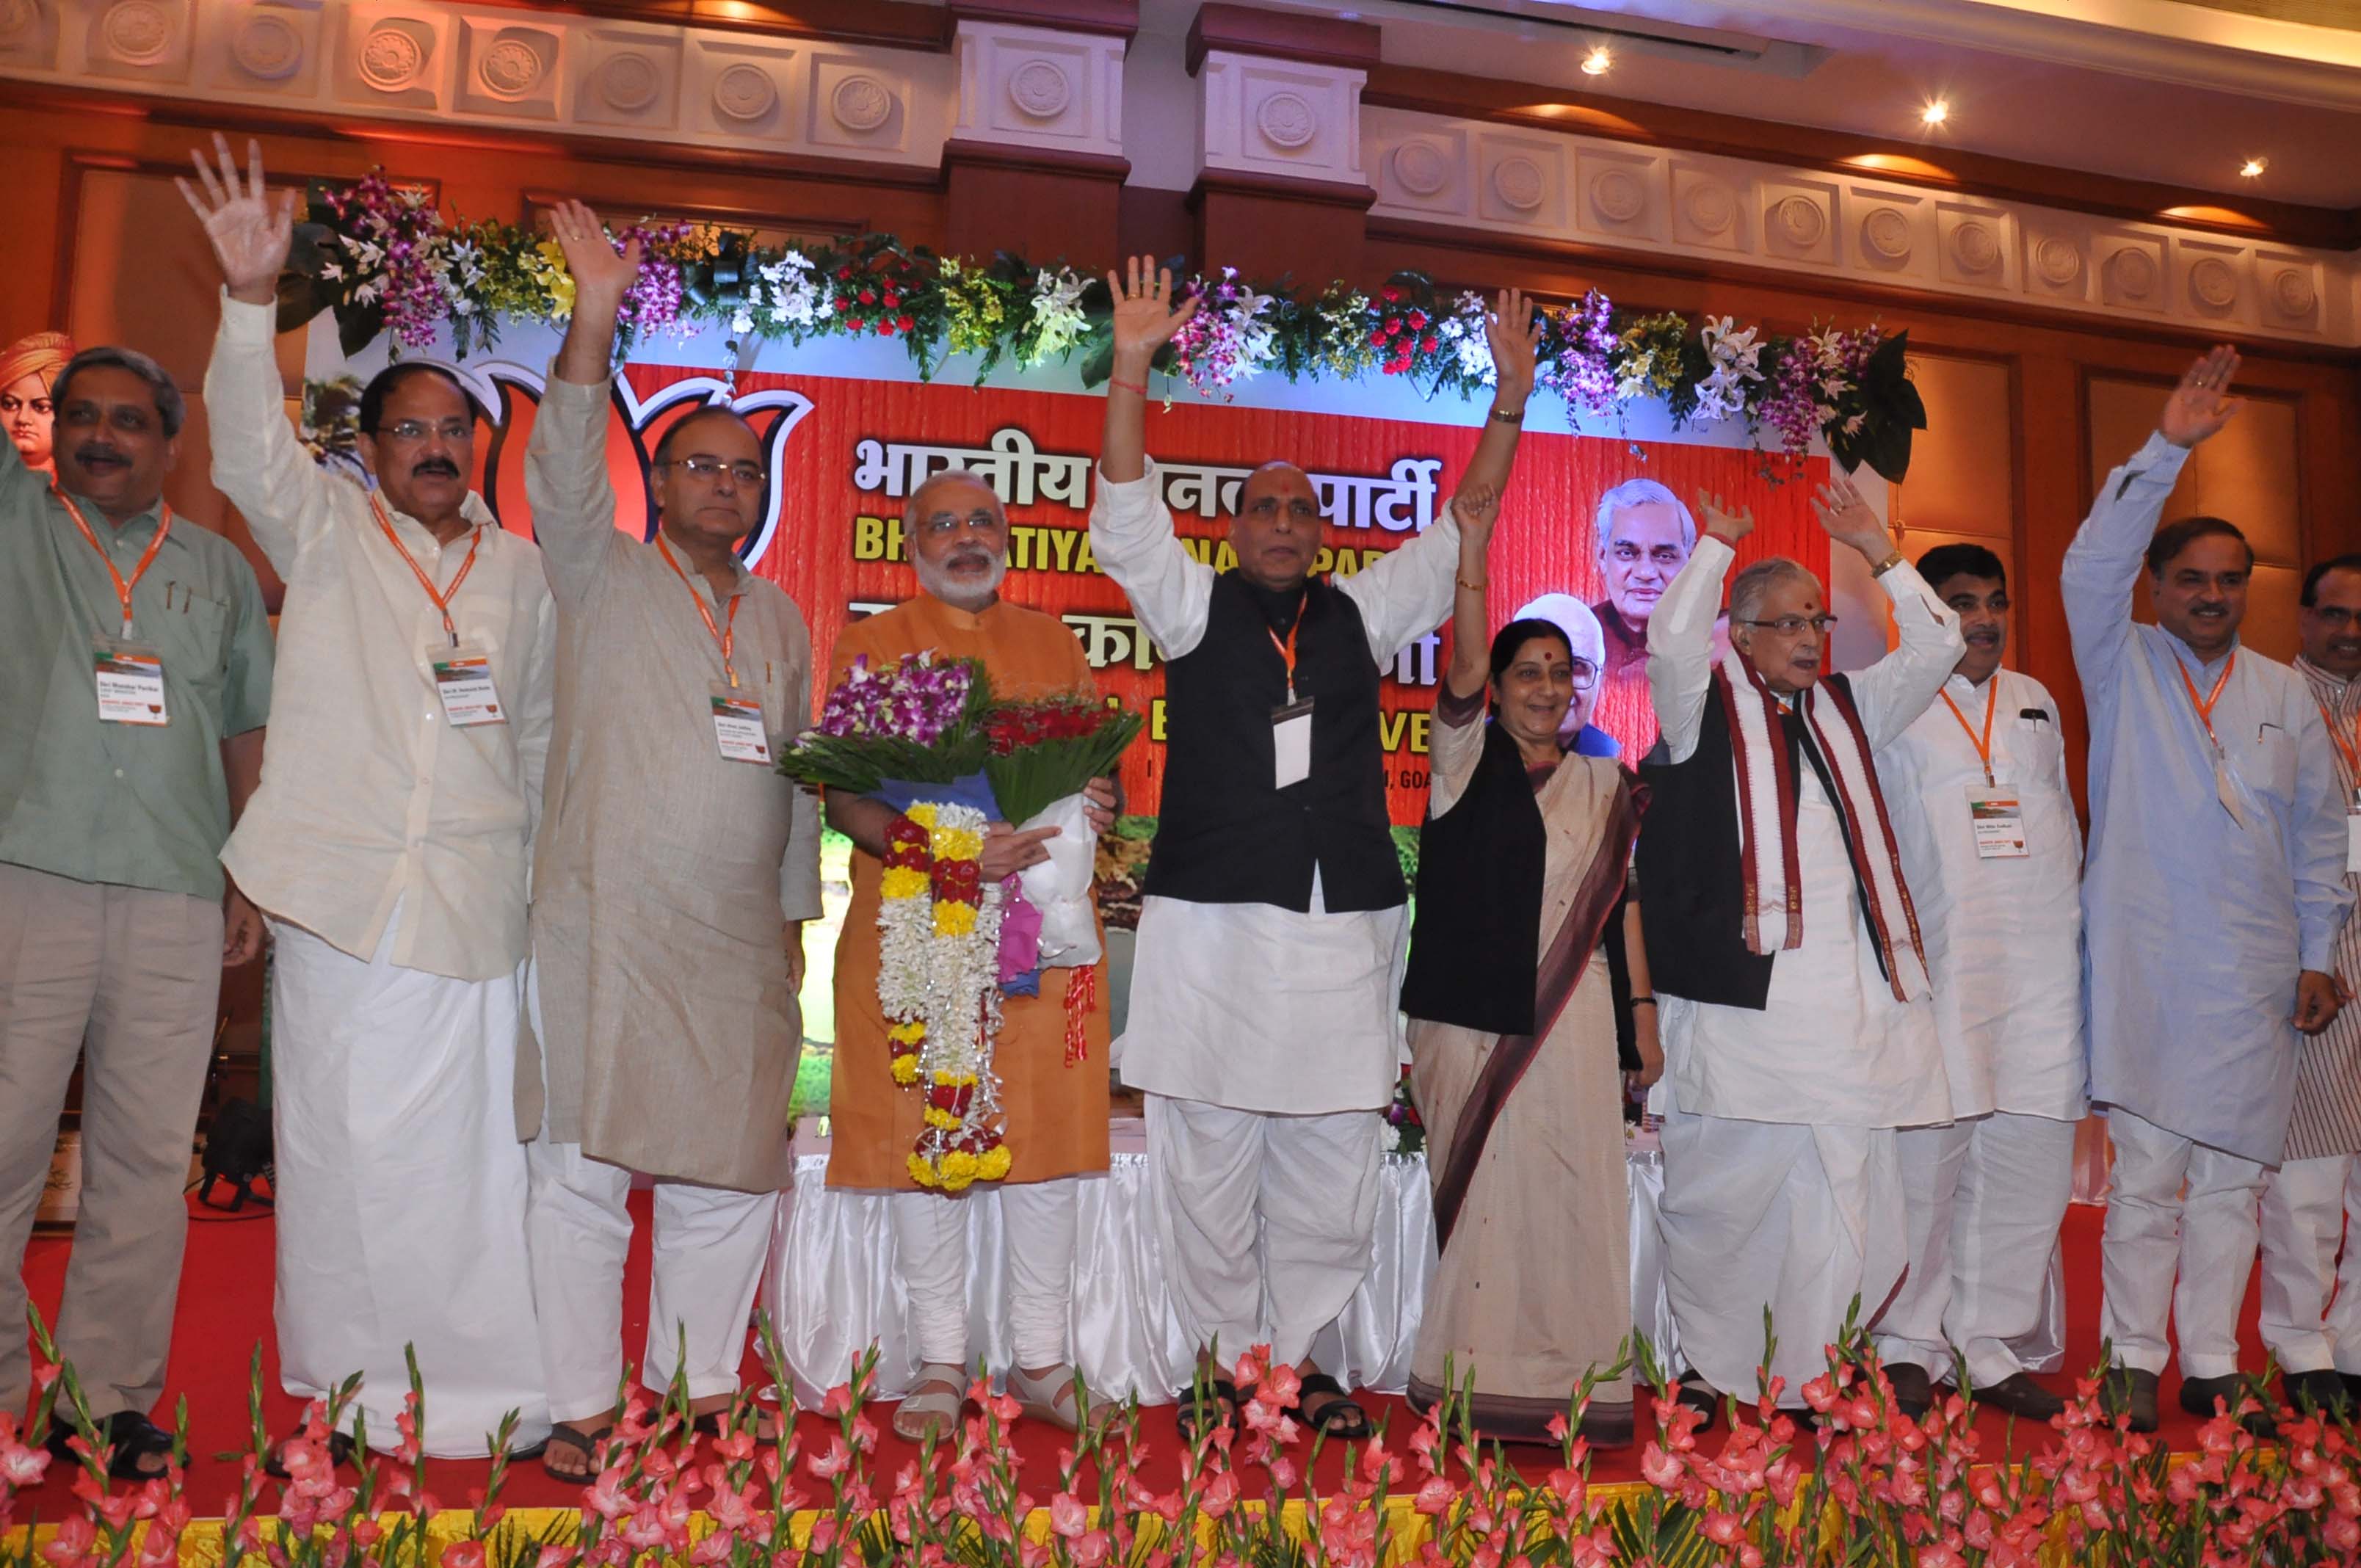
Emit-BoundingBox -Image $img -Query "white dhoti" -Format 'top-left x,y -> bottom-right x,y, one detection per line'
2100,1106 -> 2267,1379
891,1179 -> 1082,1371
269,907 -> 549,1456
1658,1103 -> 1906,1407
2259,1154 -> 2361,1376
1145,1095 -> 1383,1371
525,1139 -> 778,1423
1875,1112 -> 2077,1388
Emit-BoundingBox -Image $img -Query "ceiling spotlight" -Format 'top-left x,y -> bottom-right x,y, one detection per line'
1581,46 -> 1612,76
2241,156 -> 2268,178
1921,100 -> 1950,126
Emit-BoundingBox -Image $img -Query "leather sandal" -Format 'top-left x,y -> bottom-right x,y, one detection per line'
540,1423 -> 613,1481
892,1362 -> 968,1443
1007,1365 -> 1093,1433
1174,1376 -> 1246,1443
1298,1372 -> 1373,1440
262,1427 -> 355,1479
49,1411 -> 178,1481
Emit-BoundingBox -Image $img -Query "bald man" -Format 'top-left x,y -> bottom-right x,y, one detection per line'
1089,258 -> 1541,1437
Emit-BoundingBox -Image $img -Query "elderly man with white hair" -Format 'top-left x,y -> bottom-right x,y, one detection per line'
1590,478 -> 1698,756
1633,473 -> 1961,1418
1512,593 -> 1617,758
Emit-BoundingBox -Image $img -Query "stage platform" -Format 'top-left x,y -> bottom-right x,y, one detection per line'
12,1184 -> 2267,1522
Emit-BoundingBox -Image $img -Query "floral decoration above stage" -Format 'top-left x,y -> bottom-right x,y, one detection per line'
278,173 -> 1929,480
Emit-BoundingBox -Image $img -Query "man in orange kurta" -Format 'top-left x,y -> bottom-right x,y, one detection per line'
824,468 -> 1112,1441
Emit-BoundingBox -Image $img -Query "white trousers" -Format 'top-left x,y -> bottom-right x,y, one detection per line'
2259,1155 -> 2361,1375
2099,1106 -> 2266,1379
1144,1094 -> 1382,1373
270,908 -> 549,1456
890,1180 -> 1080,1371
1876,1113 -> 2077,1389
525,1139 -> 779,1425
1658,1104 -> 1905,1407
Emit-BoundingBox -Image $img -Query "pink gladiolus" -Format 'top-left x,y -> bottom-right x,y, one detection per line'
0,1435 -> 48,1487
584,1466 -> 632,1522
1201,1472 -> 1241,1518
1639,1443 -> 1684,1487
441,1542 -> 486,1568
819,1384 -> 852,1418
1050,1493 -> 1088,1538
806,1435 -> 852,1479
1269,1456 -> 1299,1491
1412,1476 -> 1454,1515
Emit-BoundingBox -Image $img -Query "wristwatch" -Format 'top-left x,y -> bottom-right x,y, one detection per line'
1487,405 -> 1524,424
1870,548 -> 1907,577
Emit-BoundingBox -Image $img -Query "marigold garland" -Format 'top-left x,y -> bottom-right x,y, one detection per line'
278,173 -> 1929,481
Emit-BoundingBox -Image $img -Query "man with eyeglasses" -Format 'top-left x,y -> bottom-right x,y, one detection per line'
2255,553 -> 2361,1416
1090,257 -> 1541,1440
2067,347 -> 2351,1437
518,200 -> 825,1480
1868,543 -> 2085,1423
822,468 -> 1117,1440
1510,593 -> 1616,758
1634,471 -> 1962,1422
1586,478 -> 1695,758
187,137 -> 555,1462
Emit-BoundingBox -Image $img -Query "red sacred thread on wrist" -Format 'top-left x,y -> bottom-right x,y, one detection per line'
1109,376 -> 1148,397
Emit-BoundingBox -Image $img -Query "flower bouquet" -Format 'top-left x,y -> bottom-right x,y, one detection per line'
780,653 -> 1007,1189
984,695 -> 1145,971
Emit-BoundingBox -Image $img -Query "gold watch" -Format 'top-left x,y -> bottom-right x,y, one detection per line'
1871,548 -> 1907,577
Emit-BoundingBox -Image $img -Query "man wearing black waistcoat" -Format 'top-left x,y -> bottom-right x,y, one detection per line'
1089,256 -> 1541,1438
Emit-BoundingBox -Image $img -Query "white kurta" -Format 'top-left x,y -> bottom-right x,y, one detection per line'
1876,669 -> 2087,1121
1089,460 -> 1462,1115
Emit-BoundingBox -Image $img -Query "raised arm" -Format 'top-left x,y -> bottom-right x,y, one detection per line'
1090,255 -> 1214,658
1456,288 -> 1541,500
1649,493 -> 1749,763
1810,471 -> 1963,749
183,134 -> 336,575
1442,483 -> 1499,700
524,200 -> 645,606
2060,346 -> 2233,699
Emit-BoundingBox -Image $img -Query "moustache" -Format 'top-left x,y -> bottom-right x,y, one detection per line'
75,443 -> 127,468
945,548 -> 996,570
411,457 -> 460,479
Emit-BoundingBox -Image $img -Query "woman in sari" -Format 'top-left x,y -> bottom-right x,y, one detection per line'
1399,482 -> 1658,1447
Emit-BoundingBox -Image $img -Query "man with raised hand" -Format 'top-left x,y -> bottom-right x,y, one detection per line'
1091,255 -> 1540,1439
0,338 -> 272,1481
1636,475 -> 1962,1420
187,133 -> 554,1464
2067,345 -> 2352,1435
523,200 -> 823,1480
1870,542 -> 2085,1422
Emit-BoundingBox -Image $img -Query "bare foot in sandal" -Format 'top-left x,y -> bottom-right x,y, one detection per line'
892,1362 -> 968,1443
542,1419 -> 613,1481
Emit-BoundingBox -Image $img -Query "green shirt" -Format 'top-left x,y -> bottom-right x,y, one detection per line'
0,446 -> 275,901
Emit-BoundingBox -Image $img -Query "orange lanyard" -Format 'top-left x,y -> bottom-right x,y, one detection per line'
2177,649 -> 2237,756
2315,694 -> 2361,787
371,493 -> 481,647
658,534 -> 742,688
1937,678 -> 2000,788
1266,593 -> 1308,703
58,489 -> 173,638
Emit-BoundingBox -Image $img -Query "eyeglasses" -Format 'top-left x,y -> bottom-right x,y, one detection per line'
1570,658 -> 1598,691
1734,614 -> 1838,636
917,509 -> 1000,537
2307,605 -> 2361,629
376,419 -> 473,443
659,454 -> 764,487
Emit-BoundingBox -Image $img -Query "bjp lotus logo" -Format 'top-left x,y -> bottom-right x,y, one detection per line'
446,360 -> 815,572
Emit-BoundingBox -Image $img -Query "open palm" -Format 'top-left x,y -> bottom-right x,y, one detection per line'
1106,255 -> 1198,361
2161,344 -> 2241,449
177,132 -> 295,302
1484,287 -> 1542,403
545,199 -> 642,307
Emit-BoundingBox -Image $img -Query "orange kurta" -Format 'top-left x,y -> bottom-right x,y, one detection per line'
824,593 -> 1112,1190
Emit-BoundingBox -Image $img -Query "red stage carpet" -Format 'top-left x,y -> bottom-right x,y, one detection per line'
16,1199 -> 2260,1514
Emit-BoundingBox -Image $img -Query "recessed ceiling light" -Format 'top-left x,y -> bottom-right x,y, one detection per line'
1581,46 -> 1612,76
1921,100 -> 1950,126
2241,156 -> 2268,178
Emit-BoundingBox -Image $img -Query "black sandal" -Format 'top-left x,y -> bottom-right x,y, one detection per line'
1174,1377 -> 1246,1443
1298,1373 -> 1373,1440
540,1422 -> 613,1481
48,1411 -> 177,1481
262,1428 -> 355,1479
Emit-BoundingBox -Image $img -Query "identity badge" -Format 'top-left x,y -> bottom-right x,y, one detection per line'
1272,698 -> 1314,790
429,644 -> 507,727
711,683 -> 774,765
93,637 -> 168,726
1967,788 -> 2028,859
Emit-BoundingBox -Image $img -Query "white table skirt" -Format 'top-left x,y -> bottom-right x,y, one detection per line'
762,1120 -> 2065,1409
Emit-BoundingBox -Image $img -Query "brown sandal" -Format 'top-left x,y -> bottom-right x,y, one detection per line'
540,1422 -> 613,1481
